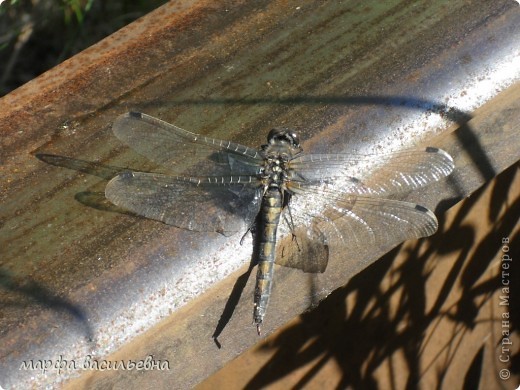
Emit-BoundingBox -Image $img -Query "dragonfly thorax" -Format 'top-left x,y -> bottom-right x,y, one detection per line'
261,128 -> 302,189
261,129 -> 302,189
261,139 -> 300,190
261,156 -> 286,188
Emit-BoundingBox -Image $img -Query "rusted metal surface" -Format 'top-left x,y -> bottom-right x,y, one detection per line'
0,0 -> 519,388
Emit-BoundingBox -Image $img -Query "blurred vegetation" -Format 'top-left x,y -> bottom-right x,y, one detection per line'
0,0 -> 168,95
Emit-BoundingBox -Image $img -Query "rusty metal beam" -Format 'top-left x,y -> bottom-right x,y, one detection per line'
0,0 -> 519,388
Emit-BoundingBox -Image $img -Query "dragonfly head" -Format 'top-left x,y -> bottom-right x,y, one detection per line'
267,128 -> 301,149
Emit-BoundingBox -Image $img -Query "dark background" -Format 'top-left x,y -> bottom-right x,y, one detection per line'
0,0 -> 167,96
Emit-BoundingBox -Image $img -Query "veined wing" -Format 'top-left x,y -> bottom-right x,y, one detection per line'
290,182 -> 438,245
112,112 -> 264,176
289,147 -> 454,196
276,182 -> 438,272
105,172 -> 263,235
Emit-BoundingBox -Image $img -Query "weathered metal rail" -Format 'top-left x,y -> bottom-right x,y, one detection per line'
0,0 -> 519,388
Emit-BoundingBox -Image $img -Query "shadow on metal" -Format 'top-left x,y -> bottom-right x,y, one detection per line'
0,269 -> 94,342
212,262 -> 256,349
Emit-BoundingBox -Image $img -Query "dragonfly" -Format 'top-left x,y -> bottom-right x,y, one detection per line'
105,112 -> 454,334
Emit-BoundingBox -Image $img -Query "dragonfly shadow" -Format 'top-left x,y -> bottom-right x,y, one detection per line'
212,228 -> 259,347
35,153 -> 136,214
239,163 -> 519,389
212,261 -> 254,349
35,153 -> 127,180
0,268 -> 94,342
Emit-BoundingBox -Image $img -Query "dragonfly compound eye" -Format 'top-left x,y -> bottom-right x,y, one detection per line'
267,128 -> 300,148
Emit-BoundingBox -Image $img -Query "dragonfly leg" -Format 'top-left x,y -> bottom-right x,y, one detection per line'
283,205 -> 302,252
240,222 -> 256,245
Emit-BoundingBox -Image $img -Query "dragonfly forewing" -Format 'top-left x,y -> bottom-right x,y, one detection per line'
112,112 -> 264,176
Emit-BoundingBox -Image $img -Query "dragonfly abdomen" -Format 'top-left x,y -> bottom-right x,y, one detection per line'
254,187 -> 283,333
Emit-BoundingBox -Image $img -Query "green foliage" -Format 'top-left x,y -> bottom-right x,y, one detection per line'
0,0 -> 167,95
61,0 -> 95,25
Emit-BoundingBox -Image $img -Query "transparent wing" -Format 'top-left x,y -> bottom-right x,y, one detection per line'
289,147 -> 454,196
277,182 -> 438,272
105,172 -> 263,235
112,112 -> 264,176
